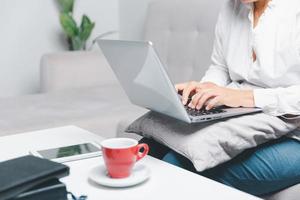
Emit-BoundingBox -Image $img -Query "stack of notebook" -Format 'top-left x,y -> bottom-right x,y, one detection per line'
0,155 -> 70,200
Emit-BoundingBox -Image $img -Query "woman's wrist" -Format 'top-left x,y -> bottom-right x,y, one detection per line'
240,90 -> 255,107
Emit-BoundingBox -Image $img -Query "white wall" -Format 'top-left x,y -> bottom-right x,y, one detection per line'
0,0 -> 148,97
0,0 -> 62,97
74,0 -> 119,46
0,0 -> 119,98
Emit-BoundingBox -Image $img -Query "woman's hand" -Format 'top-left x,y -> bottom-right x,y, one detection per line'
189,86 -> 255,110
175,81 -> 218,105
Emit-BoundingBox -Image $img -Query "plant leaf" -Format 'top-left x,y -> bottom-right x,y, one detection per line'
79,15 -> 95,41
57,0 -> 74,13
60,13 -> 78,38
71,36 -> 84,50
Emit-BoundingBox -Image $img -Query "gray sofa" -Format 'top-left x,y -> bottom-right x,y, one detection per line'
0,51 -> 145,139
0,0 -> 299,199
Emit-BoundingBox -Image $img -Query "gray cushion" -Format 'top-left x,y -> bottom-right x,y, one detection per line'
126,112 -> 297,172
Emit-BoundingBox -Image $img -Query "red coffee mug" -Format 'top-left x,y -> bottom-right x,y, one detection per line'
101,138 -> 149,178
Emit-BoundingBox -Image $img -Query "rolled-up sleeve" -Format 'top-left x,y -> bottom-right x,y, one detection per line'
200,8 -> 231,86
253,86 -> 300,117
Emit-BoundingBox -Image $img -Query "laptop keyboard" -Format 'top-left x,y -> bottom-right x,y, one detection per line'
185,105 -> 226,116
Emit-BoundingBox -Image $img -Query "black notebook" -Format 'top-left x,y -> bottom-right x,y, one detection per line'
14,179 -> 67,200
0,155 -> 69,200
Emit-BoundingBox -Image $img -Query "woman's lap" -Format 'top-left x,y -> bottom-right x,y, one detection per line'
141,137 -> 300,196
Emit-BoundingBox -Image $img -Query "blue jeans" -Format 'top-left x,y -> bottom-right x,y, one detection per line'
140,137 -> 300,196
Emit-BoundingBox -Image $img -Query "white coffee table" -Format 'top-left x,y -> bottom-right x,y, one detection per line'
0,126 -> 261,200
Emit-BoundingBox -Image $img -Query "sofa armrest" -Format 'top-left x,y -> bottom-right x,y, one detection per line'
40,51 -> 118,93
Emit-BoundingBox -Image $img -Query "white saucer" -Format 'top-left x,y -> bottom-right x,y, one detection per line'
88,164 -> 151,188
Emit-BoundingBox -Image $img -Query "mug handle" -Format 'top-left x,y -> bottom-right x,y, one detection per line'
136,143 -> 149,162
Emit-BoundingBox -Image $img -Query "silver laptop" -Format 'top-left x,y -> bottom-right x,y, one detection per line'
97,39 -> 262,123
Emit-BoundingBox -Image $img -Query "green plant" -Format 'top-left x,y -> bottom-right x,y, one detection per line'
58,0 -> 95,50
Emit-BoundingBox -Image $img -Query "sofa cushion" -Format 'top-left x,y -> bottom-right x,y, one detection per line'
125,111 -> 297,172
40,51 -> 119,93
0,85 -> 146,138
144,0 -> 223,83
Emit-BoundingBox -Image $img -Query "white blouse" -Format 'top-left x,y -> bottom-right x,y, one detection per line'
201,0 -> 300,122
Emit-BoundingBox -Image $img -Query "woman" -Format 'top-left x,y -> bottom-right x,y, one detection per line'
141,0 -> 300,196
